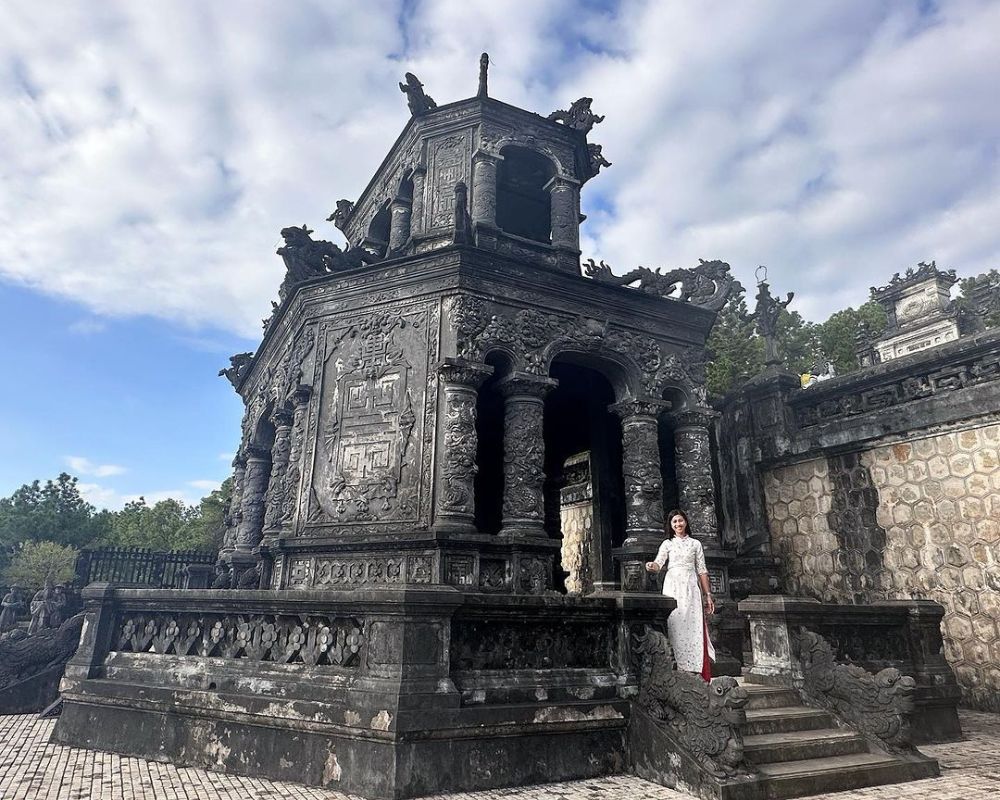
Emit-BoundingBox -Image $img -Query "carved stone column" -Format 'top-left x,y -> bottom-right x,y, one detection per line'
471,151 -> 502,229
235,445 -> 271,553
257,405 -> 294,587
388,195 -> 413,253
433,358 -> 493,534
545,175 -> 581,251
673,407 -> 721,549
219,453 -> 246,558
498,373 -> 557,539
609,399 -> 669,591
279,385 -> 312,536
410,166 -> 427,237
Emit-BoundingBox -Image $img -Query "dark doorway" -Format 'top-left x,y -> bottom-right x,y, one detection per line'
544,360 -> 625,590
496,146 -> 555,244
473,352 -> 513,534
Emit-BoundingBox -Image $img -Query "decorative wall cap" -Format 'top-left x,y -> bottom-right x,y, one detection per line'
436,357 -> 494,388
608,398 -> 671,420
583,258 -> 741,313
870,260 -> 958,298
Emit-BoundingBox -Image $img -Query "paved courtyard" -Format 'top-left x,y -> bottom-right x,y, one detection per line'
0,710 -> 998,800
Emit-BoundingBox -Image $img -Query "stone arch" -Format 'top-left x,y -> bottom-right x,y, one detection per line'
496,145 -> 558,244
488,135 -> 572,178
541,340 -> 639,402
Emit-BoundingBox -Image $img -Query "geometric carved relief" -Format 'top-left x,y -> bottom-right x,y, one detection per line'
308,306 -> 431,527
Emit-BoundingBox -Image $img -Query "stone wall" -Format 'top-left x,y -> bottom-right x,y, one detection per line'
763,422 -> 1000,711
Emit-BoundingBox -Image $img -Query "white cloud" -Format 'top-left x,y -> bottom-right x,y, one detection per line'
76,481 -> 204,510
64,455 -> 126,478
188,479 -> 220,492
1,0 -> 998,334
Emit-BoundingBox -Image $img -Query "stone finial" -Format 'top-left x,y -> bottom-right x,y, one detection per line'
477,52 -> 489,97
547,97 -> 605,134
399,72 -> 437,116
584,258 -> 742,312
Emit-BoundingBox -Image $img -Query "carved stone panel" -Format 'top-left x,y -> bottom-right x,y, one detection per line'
307,305 -> 434,530
429,130 -> 472,231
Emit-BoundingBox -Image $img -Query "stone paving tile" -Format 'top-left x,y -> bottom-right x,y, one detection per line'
0,711 -> 997,800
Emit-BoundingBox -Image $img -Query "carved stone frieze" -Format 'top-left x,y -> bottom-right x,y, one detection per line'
283,554 -> 433,590
451,619 -> 611,671
429,131 -> 472,230
115,612 -> 363,669
516,556 -> 551,594
633,625 -> 750,777
445,555 -> 475,587
479,559 -> 508,592
796,628 -> 916,753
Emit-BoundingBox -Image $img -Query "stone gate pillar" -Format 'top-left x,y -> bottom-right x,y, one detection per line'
498,373 -> 558,538
672,407 -> 721,549
471,151 -> 502,229
433,358 -> 493,534
609,399 -> 669,591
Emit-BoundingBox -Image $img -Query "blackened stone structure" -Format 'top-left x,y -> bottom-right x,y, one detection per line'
54,63 -> 750,800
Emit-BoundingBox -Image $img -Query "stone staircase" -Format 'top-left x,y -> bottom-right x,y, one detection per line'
740,683 -> 939,799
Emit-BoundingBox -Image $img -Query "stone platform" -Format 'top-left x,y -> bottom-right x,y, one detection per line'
1,710 -> 998,800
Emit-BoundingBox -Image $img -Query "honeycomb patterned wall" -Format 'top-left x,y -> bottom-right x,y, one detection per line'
763,422 -> 1000,711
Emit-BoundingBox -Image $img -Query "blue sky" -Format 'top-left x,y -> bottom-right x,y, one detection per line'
1,0 -> 998,508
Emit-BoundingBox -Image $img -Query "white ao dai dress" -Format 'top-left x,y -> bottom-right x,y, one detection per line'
653,535 -> 716,672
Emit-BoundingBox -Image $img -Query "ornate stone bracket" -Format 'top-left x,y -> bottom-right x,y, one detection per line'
796,627 -> 916,754
633,624 -> 751,778
584,258 -> 742,312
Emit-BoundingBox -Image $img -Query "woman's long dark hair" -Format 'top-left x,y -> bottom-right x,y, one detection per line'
664,508 -> 691,539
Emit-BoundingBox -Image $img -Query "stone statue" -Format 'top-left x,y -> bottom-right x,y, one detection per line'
399,72 -> 437,116
633,625 -> 750,777
751,279 -> 794,367
477,52 -> 489,97
211,562 -> 233,590
48,584 -> 67,628
587,143 -> 612,177
277,224 -> 377,301
0,613 -> 84,693
796,628 -> 916,753
27,583 -> 53,635
548,97 -> 605,134
327,199 -> 354,232
236,561 -> 263,589
453,182 -> 473,245
219,352 -> 254,387
0,586 -> 23,634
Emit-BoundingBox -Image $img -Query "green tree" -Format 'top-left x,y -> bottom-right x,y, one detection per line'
0,473 -> 107,573
176,478 -> 232,552
3,540 -> 79,589
814,300 -> 887,375
100,498 -> 198,551
705,294 -> 763,395
957,269 -> 1000,329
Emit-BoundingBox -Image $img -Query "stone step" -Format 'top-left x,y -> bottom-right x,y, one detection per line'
742,706 -> 834,736
741,685 -> 802,711
754,752 -> 940,800
743,728 -> 869,764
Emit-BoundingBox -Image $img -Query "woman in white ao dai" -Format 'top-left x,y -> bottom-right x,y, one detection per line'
645,510 -> 716,679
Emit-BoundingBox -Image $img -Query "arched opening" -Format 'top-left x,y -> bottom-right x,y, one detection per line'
544,358 -> 625,594
364,201 -> 392,257
496,146 -> 556,244
474,350 -> 514,534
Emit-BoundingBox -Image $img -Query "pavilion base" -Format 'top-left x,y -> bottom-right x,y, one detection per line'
55,681 -> 628,798
53,584 -> 667,799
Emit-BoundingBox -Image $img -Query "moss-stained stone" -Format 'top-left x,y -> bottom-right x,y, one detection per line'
763,422 -> 1000,711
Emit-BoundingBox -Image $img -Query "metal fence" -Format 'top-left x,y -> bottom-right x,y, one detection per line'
75,547 -> 216,589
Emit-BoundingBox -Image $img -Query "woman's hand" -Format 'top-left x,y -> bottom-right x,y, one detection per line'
705,595 -> 716,615
645,561 -> 661,573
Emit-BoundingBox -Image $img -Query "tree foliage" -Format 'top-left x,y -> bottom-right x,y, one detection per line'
3,540 -> 79,589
